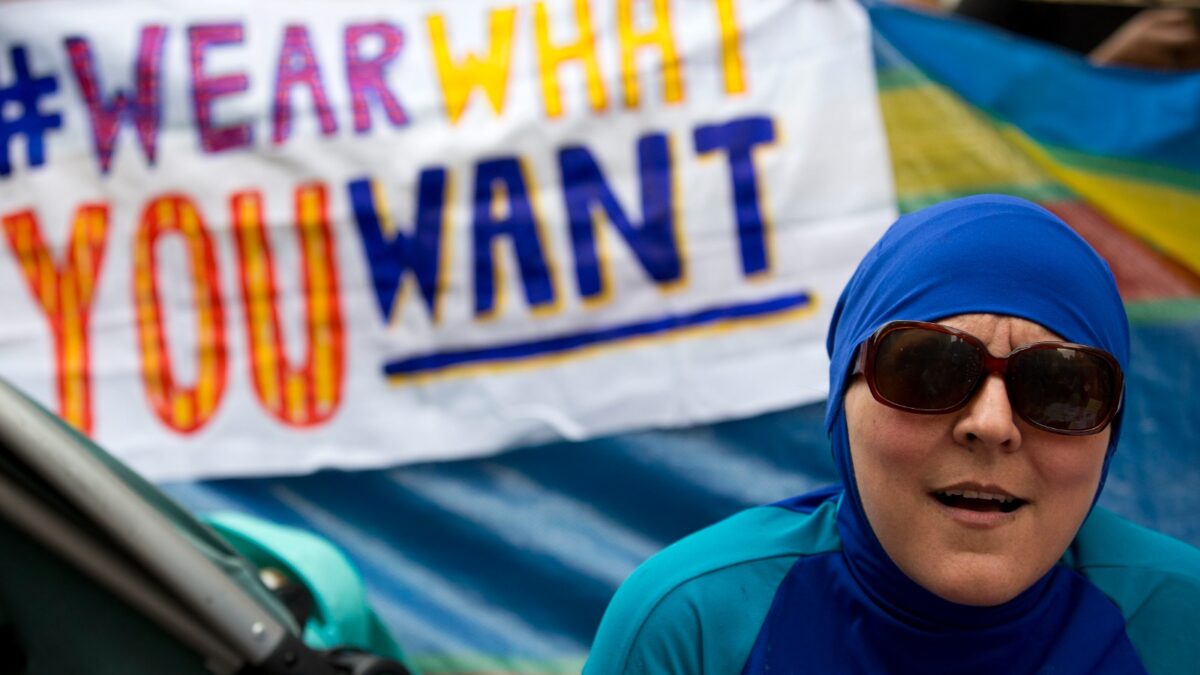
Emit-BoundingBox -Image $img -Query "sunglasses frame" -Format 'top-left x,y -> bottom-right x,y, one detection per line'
853,320 -> 1124,436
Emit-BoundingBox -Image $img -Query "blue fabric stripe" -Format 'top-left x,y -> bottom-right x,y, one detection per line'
382,292 -> 812,378
870,4 -> 1200,173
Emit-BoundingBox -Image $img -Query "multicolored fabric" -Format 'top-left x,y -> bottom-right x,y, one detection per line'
872,3 -> 1200,299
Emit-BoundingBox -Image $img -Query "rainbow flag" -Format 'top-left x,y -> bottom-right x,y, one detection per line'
872,3 -> 1200,304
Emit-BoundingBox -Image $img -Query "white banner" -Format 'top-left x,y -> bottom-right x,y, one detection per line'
0,0 -> 894,481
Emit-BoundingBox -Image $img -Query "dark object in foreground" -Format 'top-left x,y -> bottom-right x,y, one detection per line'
0,379 -> 410,675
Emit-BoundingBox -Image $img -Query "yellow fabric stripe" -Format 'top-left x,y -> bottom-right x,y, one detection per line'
1003,129 -> 1200,277
880,80 -> 1199,277
877,84 -> 1066,209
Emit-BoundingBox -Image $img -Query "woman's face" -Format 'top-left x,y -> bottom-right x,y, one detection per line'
844,313 -> 1111,606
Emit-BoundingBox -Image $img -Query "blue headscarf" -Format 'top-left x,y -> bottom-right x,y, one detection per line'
745,195 -> 1144,672
827,193 -> 1130,625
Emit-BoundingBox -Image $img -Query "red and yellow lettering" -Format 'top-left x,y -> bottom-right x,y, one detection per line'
231,184 -> 344,427
132,195 -> 227,433
2,205 -> 110,433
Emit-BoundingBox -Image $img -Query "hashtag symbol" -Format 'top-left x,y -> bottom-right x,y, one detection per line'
0,46 -> 63,177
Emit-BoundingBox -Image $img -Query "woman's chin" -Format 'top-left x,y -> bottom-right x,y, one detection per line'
906,554 -> 1042,607
931,582 -> 1024,607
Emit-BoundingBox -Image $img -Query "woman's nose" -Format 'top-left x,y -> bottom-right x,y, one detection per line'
952,374 -> 1022,452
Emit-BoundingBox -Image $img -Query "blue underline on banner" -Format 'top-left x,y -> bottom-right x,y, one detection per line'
382,290 -> 816,383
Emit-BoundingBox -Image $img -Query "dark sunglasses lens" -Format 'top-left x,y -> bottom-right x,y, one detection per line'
874,328 -> 982,410
1008,347 -> 1117,432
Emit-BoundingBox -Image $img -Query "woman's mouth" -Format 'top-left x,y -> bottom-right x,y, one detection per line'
931,489 -> 1026,514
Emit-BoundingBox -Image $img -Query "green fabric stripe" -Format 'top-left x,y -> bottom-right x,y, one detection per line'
408,653 -> 584,674
1034,142 -> 1200,193
877,67 -> 1200,192
876,65 -> 927,92
897,183 -> 1074,214
1126,298 -> 1200,324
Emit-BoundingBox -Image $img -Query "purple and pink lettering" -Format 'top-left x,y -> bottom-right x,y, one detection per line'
272,25 -> 337,144
344,23 -> 408,134
189,23 -> 252,153
64,27 -> 167,173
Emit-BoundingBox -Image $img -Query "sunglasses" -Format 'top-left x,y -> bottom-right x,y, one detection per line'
853,321 -> 1123,435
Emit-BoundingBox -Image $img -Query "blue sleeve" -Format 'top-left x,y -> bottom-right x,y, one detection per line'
1070,508 -> 1200,675
584,502 -> 841,674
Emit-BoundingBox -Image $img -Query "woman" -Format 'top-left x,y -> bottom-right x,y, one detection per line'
584,195 -> 1200,673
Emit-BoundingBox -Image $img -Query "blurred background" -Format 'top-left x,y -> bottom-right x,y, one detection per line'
1,1 -> 1197,672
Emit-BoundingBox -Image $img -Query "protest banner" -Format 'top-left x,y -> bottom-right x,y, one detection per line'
0,0 -> 895,480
